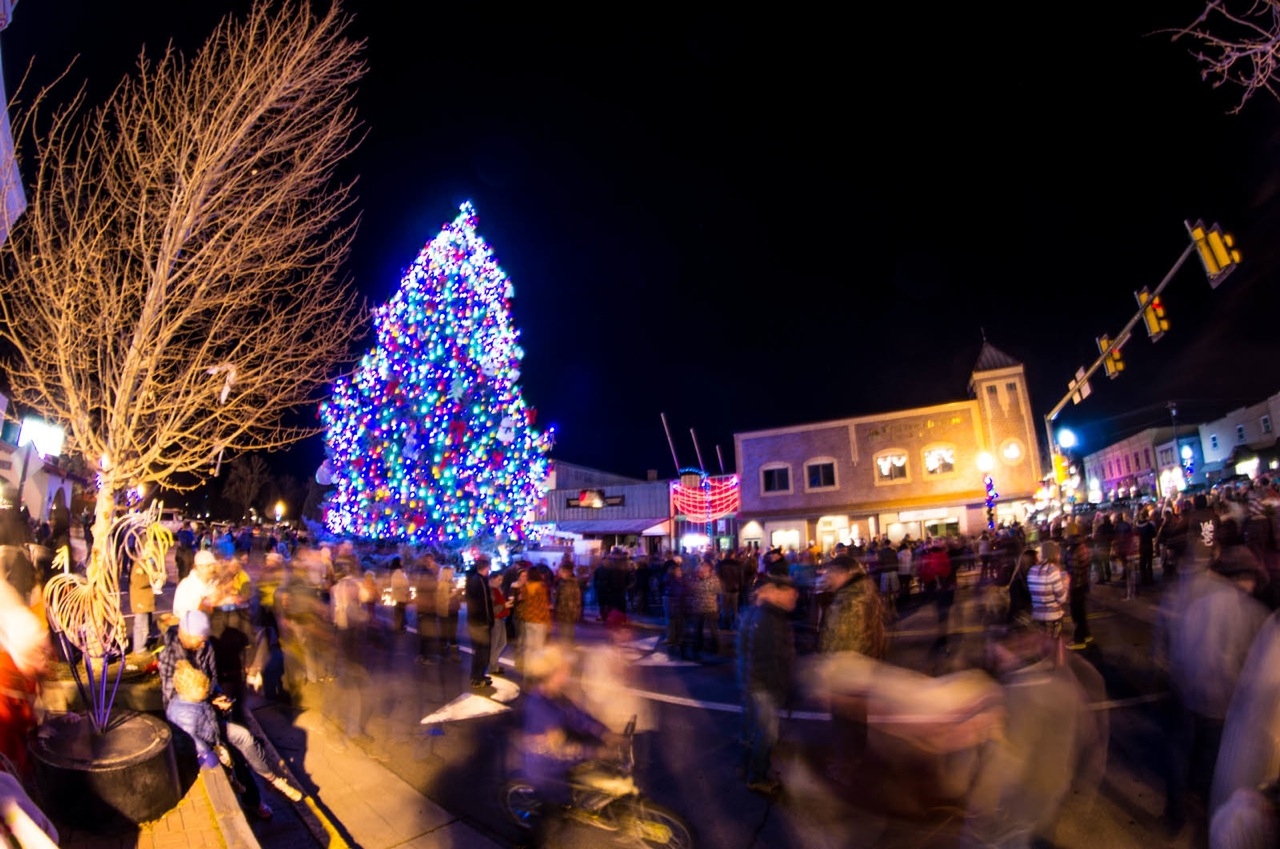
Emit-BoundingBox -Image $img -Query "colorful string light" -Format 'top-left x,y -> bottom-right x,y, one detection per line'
984,474 -> 998,530
669,474 -> 741,522
320,202 -> 553,544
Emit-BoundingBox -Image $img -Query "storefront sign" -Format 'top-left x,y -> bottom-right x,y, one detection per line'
567,489 -> 624,508
897,508 -> 950,522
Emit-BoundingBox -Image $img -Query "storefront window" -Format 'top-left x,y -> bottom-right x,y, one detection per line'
923,445 -> 955,476
875,451 -> 909,483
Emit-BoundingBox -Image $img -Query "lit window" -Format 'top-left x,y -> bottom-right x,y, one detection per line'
923,446 -> 955,475
806,461 -> 836,490
761,465 -> 790,494
1000,439 -> 1024,463
875,452 -> 908,482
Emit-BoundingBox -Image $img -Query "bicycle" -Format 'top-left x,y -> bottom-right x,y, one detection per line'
501,715 -> 695,848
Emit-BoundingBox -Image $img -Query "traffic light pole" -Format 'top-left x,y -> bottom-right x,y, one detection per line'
1042,241 -> 1196,473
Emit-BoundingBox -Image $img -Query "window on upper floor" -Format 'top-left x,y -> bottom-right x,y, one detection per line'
1237,424 -> 1247,443
1125,456 -> 1131,473
761,464 -> 791,495
874,450 -> 909,484
1144,448 -> 1152,468
1210,434 -> 1219,450
805,458 -> 837,491
1264,415 -> 1273,435
922,444 -> 956,476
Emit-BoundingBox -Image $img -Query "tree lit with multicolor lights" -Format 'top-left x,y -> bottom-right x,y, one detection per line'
321,203 -> 552,544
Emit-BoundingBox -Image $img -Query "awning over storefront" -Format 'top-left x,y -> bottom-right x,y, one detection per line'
555,518 -> 671,536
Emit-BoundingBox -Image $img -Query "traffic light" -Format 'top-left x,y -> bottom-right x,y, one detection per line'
1188,219 -> 1241,289
1098,334 -> 1125,379
1052,452 -> 1068,485
1136,287 -> 1170,341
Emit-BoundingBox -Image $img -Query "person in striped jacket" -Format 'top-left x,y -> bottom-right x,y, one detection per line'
1026,540 -> 1070,639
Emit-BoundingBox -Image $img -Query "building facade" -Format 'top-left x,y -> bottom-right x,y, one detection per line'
531,460 -> 672,560
734,342 -> 1042,551
1198,391 -> 1280,480
1080,426 -> 1204,503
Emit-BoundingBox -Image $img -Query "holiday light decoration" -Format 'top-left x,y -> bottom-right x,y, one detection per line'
670,473 -> 740,522
320,203 -> 553,544
983,474 -> 999,530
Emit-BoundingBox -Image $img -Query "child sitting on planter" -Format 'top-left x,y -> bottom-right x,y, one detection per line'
160,612 -> 303,820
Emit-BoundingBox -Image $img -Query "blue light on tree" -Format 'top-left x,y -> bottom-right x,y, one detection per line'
320,203 -> 553,545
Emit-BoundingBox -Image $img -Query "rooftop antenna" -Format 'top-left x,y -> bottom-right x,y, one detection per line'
660,413 -> 681,475
690,428 -> 707,473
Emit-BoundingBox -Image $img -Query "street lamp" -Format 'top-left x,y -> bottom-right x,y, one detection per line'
275,501 -> 285,524
1057,428 -> 1078,450
977,452 -> 998,530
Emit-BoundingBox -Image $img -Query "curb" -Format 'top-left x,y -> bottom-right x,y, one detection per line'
201,767 -> 260,849
240,700 -> 350,849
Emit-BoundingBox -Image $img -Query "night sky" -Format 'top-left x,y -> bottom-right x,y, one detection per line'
4,2 -> 1280,483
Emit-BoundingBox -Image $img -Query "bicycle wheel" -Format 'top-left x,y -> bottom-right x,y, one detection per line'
614,797 -> 696,849
501,780 -> 542,830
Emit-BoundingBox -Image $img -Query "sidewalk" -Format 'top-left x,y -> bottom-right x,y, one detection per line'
43,534 -> 497,849
246,695 -> 503,849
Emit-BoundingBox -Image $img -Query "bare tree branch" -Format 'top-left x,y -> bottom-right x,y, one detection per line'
222,454 -> 270,520
0,1 -> 367,508
1170,0 -> 1280,112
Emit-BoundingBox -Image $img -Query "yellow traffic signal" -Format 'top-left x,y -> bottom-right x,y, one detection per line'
1136,287 -> 1170,341
1098,334 -> 1125,379
1052,452 -> 1068,485
1188,219 -> 1242,289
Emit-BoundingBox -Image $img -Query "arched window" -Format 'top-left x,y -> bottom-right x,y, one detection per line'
873,449 -> 910,485
760,462 -> 792,496
921,443 -> 956,477
804,456 -> 838,492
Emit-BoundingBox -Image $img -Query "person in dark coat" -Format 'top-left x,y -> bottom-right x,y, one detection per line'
46,489 -> 71,563
0,484 -> 35,601
737,564 -> 797,796
465,556 -> 495,687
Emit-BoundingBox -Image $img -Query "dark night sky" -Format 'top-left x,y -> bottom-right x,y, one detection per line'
5,2 -> 1280,483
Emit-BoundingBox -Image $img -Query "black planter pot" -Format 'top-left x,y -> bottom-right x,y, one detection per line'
30,711 -> 180,832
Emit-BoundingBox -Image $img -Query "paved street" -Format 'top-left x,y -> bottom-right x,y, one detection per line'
229,560 -> 1201,849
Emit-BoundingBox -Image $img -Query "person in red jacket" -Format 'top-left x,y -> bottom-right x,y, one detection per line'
489,570 -> 514,675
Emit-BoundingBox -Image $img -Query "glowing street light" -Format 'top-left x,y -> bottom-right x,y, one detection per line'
1057,428 -> 1078,450
275,501 -> 285,524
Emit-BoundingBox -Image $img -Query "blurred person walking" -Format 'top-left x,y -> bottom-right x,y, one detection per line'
737,565 -> 797,796
490,570 -> 514,674
516,566 -> 552,670
553,560 -> 582,644
466,556 -> 495,687
663,559 -> 688,660
1026,541 -> 1069,642
686,559 -> 722,660
818,554 -> 887,786
1155,538 -> 1268,835
435,556 -> 462,661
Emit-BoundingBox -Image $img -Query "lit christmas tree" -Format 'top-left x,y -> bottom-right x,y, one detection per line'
320,202 -> 553,545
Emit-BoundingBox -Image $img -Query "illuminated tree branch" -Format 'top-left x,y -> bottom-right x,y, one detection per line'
1172,0 -> 1280,112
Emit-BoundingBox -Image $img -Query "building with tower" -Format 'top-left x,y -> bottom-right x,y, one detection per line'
734,341 -> 1043,551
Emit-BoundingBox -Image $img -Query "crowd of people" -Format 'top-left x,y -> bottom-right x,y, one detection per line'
6,475 -> 1280,845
